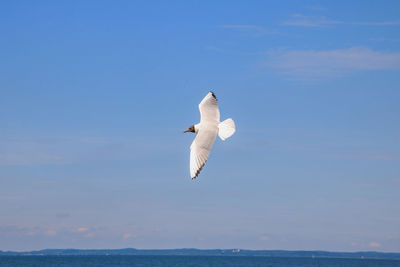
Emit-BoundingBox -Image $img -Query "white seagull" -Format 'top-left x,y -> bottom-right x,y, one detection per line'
184,92 -> 236,179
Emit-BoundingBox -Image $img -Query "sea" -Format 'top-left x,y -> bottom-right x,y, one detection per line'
0,255 -> 399,267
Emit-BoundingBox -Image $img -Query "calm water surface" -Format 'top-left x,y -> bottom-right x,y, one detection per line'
0,255 -> 399,267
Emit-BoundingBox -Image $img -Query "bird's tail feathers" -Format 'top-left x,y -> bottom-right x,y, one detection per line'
218,118 -> 236,141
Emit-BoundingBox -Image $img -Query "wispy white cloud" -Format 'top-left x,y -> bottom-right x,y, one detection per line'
266,47 -> 400,79
84,233 -> 95,238
219,24 -> 275,36
44,229 -> 57,237
0,225 -> 61,238
369,241 -> 381,248
26,231 -> 37,236
0,152 -> 62,166
283,14 -> 400,28
0,135 -> 177,166
369,37 -> 400,42
122,233 -> 136,240
306,5 -> 327,11
282,14 -> 342,27
353,20 -> 400,26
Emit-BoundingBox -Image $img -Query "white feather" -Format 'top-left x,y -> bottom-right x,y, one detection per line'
218,118 -> 236,141
199,92 -> 220,124
190,128 -> 217,179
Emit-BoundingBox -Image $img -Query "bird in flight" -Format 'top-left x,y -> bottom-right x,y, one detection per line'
184,92 -> 236,179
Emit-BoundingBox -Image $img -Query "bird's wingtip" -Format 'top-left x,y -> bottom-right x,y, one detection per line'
209,91 -> 217,100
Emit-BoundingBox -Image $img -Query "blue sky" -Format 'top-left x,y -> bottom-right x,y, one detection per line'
1,0 -> 400,252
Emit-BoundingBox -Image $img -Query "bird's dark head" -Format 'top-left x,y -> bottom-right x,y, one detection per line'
184,125 -> 195,133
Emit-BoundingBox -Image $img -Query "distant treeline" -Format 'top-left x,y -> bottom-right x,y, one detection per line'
0,248 -> 399,260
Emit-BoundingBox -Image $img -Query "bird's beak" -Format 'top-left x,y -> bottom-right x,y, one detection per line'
184,129 -> 190,133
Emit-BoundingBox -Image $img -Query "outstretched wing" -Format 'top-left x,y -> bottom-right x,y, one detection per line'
189,92 -> 220,179
190,128 -> 218,179
199,92 -> 220,124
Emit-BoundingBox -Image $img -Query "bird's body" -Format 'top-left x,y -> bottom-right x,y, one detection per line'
184,92 -> 236,179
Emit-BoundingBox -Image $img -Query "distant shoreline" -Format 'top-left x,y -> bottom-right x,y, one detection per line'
1,249 -> 399,260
